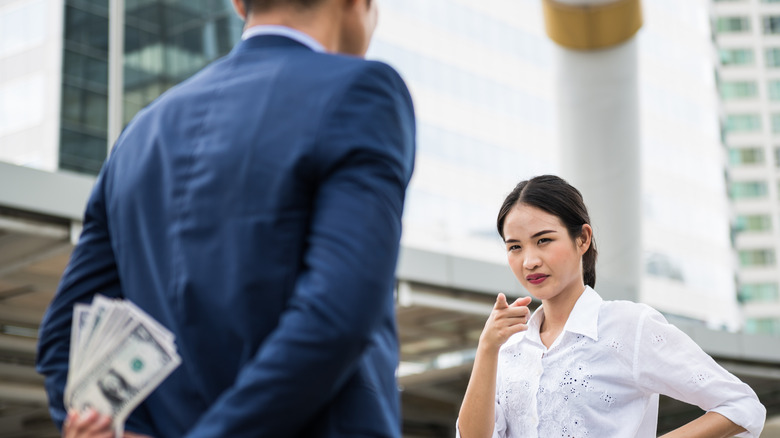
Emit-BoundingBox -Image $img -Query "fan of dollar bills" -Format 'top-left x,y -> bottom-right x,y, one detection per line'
65,295 -> 181,435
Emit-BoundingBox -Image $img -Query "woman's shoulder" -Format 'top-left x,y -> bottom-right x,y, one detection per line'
601,298 -> 658,316
598,299 -> 665,330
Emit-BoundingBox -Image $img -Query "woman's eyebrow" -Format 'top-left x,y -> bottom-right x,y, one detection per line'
505,230 -> 557,243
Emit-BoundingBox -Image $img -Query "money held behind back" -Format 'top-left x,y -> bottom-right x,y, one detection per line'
66,295 -> 181,435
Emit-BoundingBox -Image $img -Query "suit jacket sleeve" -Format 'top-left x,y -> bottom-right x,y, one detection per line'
184,61 -> 416,437
35,162 -> 157,436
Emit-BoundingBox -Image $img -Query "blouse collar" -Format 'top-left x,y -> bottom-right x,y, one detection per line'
507,286 -> 603,349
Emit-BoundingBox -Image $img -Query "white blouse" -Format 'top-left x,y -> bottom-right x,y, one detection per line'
457,287 -> 766,438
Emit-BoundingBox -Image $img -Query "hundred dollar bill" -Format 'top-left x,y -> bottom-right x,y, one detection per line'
67,321 -> 181,434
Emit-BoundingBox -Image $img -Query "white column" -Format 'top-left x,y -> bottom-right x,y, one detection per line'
107,0 -> 125,154
544,0 -> 642,301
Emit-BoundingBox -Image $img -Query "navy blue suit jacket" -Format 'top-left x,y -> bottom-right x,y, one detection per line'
37,35 -> 415,437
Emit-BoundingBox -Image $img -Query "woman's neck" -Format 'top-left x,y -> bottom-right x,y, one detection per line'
540,284 -> 586,336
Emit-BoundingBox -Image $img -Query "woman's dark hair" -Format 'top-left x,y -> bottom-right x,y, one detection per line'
496,175 -> 598,288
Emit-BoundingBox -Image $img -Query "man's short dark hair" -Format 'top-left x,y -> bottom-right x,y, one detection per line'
242,0 -> 371,14
241,0 -> 327,14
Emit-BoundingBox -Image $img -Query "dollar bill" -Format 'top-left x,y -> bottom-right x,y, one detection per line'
68,304 -> 91,386
66,296 -> 181,435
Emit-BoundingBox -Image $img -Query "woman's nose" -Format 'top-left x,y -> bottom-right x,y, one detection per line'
523,251 -> 541,270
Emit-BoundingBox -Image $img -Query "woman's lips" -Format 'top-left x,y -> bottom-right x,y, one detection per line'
526,274 -> 549,285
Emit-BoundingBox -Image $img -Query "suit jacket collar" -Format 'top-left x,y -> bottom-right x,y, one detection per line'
233,34 -> 315,55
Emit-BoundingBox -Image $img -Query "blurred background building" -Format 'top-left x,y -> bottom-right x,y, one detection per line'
0,0 -> 777,436
711,0 -> 780,337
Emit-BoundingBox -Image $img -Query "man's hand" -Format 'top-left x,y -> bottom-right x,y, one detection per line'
63,409 -> 112,438
63,409 -> 153,438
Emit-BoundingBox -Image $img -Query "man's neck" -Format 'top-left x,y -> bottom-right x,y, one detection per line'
244,9 -> 341,52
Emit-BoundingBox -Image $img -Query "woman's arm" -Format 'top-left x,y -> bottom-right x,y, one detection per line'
457,294 -> 531,438
660,411 -> 746,438
633,308 -> 765,437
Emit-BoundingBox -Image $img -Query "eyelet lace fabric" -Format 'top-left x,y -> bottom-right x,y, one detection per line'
498,342 -> 537,437
500,333 -> 602,438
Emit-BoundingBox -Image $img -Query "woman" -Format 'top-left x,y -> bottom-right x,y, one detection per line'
457,175 -> 765,438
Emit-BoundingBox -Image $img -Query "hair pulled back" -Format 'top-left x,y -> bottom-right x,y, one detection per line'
496,175 -> 598,288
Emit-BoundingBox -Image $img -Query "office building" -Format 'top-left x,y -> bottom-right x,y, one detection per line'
712,0 -> 780,336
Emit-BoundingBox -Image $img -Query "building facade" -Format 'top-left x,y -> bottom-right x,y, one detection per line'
712,0 -> 780,335
0,0 -> 739,328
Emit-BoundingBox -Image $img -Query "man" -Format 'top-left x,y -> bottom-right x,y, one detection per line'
36,0 -> 416,436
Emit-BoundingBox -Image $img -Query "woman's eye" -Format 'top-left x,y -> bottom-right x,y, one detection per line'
508,245 -> 521,251
538,238 -> 551,244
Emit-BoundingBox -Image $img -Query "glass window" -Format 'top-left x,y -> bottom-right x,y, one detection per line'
767,48 -> 780,67
770,81 -> 780,100
740,283 -> 780,302
64,5 -> 109,51
745,318 -> 780,335
720,80 -> 758,100
765,16 -> 780,34
59,0 -> 243,175
64,50 -> 108,87
735,214 -> 773,232
773,114 -> 780,133
730,181 -> 769,198
775,147 -> 780,166
739,249 -> 776,267
716,16 -> 751,33
59,128 -> 107,174
719,48 -> 754,66
59,2 -> 110,175
645,253 -> 684,281
725,114 -> 761,132
122,0 -> 242,124
728,147 -> 764,165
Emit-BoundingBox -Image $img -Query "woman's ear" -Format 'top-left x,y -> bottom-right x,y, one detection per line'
577,224 -> 593,254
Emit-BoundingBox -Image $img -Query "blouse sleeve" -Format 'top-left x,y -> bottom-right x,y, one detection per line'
632,307 -> 766,437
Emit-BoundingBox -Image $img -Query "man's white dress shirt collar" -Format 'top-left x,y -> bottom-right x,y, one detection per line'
241,25 -> 325,53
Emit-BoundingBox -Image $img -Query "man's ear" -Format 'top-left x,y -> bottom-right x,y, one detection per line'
231,0 -> 248,21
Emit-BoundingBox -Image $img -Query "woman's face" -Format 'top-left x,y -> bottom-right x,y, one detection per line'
502,203 -> 590,304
